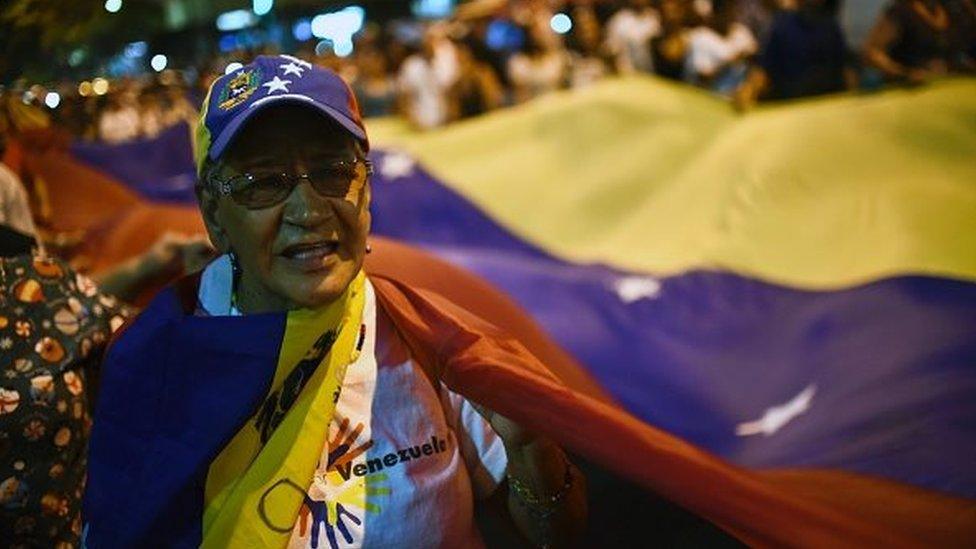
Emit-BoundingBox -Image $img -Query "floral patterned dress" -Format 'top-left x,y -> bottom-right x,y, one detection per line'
0,254 -> 131,548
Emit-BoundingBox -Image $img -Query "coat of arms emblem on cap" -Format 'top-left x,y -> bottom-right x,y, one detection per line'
218,69 -> 262,111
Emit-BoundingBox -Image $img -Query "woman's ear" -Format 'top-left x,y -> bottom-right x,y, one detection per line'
195,185 -> 231,255
361,182 -> 372,235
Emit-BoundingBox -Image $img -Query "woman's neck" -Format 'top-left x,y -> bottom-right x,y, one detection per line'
235,271 -> 293,314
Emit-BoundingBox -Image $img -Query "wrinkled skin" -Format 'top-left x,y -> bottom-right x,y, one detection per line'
199,105 -> 370,313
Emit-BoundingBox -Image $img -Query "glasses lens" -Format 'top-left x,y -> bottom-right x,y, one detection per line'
231,174 -> 292,209
307,163 -> 358,199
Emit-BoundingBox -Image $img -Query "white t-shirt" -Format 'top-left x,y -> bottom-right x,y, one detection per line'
687,23 -> 758,77
507,52 -> 566,98
605,8 -> 661,73
398,54 -> 453,130
569,54 -> 608,89
197,257 -> 508,548
98,106 -> 140,144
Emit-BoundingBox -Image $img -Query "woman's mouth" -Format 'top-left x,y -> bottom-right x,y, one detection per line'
278,241 -> 339,271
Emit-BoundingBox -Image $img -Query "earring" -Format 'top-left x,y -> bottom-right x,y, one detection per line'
365,243 -> 372,254
228,250 -> 243,312
228,250 -> 242,277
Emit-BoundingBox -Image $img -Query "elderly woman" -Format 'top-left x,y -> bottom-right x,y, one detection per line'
83,55 -> 586,548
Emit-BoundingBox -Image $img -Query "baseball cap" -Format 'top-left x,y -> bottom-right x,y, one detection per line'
193,54 -> 369,175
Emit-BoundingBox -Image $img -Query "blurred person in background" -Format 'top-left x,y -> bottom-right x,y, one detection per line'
566,4 -> 612,88
79,94 -> 101,141
864,0 -> 976,83
734,0 -> 854,108
508,24 -> 568,102
137,90 -> 165,139
512,0 -> 563,51
605,0 -> 662,74
737,0 -> 781,44
0,133 -> 38,241
686,0 -> 759,95
428,24 -> 462,86
945,0 -> 976,60
97,92 -> 139,144
397,26 -> 460,129
651,0 -> 693,81
161,84 -> 199,129
465,17 -> 513,90
352,47 -> 397,118
51,91 -> 91,141
450,38 -> 506,119
693,0 -> 715,21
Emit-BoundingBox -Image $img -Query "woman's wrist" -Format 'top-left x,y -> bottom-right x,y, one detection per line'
504,437 -> 570,499
506,450 -> 575,518
504,437 -> 586,547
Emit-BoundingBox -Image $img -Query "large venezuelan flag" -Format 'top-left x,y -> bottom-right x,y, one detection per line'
14,76 -> 976,546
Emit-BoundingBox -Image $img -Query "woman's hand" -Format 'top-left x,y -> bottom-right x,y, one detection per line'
94,232 -> 215,302
471,402 -> 587,547
145,232 -> 215,278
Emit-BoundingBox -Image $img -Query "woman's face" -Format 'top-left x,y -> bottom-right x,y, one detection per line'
201,105 -> 370,312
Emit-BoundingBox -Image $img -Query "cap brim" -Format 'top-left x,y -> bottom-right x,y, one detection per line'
209,94 -> 368,161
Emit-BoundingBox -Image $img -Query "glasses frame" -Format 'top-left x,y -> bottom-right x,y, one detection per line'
206,157 -> 373,209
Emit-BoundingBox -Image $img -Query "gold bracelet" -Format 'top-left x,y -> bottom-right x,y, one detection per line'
507,458 -> 574,518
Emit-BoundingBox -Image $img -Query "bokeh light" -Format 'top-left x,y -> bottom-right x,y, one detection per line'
150,54 -> 168,72
92,77 -> 109,95
550,13 -> 572,34
253,0 -> 273,16
45,92 -> 61,109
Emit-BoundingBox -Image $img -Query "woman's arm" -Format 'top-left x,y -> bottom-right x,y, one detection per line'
475,406 -> 588,546
93,232 -> 213,302
504,437 -> 588,546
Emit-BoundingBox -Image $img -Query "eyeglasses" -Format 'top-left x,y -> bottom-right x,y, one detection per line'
208,157 -> 373,209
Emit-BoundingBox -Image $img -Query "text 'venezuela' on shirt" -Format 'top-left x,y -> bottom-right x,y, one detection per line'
335,435 -> 449,481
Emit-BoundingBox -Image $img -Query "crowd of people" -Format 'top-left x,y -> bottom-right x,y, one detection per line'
4,0 -> 976,142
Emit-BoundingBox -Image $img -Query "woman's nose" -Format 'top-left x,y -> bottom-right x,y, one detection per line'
282,180 -> 333,227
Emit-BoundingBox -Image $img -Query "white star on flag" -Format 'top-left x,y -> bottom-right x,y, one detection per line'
613,276 -> 661,304
379,152 -> 416,180
280,54 -> 313,69
262,76 -> 291,94
280,62 -> 305,77
736,384 -> 817,437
